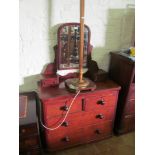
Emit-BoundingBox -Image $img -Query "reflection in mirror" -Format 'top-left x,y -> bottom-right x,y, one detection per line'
58,24 -> 89,70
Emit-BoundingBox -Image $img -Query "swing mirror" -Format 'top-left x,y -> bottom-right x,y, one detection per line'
56,23 -> 91,70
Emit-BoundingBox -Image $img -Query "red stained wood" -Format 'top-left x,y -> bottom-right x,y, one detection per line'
42,96 -> 82,119
45,107 -> 115,132
42,63 -> 56,75
83,121 -> 113,142
46,121 -> 113,151
38,80 -> 120,151
38,79 -> 120,99
47,130 -> 83,150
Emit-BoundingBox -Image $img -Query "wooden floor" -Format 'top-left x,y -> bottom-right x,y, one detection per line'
44,132 -> 135,155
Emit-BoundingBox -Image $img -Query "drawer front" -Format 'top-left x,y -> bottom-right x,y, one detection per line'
45,121 -> 113,151
44,107 -> 115,136
46,130 -> 84,150
42,90 -> 118,120
19,124 -> 38,137
83,121 -> 113,142
42,97 -> 82,119
85,91 -> 118,111
19,135 -> 40,151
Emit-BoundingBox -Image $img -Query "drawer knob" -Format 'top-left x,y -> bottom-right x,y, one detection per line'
21,129 -> 26,133
62,105 -> 69,111
62,121 -> 69,127
95,129 -> 101,134
96,114 -> 104,119
63,136 -> 70,142
98,99 -> 105,105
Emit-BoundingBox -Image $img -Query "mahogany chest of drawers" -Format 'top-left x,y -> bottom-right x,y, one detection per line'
19,92 -> 42,155
38,80 -> 120,151
109,52 -> 135,134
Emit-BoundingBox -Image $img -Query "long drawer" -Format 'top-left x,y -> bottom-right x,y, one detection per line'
44,107 -> 116,134
42,90 -> 118,119
46,121 -> 113,151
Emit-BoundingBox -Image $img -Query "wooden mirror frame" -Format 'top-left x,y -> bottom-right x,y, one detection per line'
55,23 -> 92,71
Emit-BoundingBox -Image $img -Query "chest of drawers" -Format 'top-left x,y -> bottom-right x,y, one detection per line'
38,80 -> 120,151
109,52 -> 135,134
19,92 -> 42,155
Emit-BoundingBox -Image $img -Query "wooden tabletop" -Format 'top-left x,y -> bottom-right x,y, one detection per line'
38,79 -> 121,99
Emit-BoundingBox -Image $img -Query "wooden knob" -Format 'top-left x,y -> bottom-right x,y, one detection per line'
21,129 -> 26,133
95,129 -> 101,134
63,105 -> 69,111
63,136 -> 70,142
96,114 -> 104,119
62,121 -> 69,127
98,99 -> 105,105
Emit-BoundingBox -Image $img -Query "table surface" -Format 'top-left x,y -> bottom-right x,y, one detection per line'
38,79 -> 121,99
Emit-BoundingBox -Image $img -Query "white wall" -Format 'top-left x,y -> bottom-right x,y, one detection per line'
19,0 -> 135,91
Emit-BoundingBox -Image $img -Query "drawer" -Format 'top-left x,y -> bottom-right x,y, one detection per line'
83,121 -> 113,142
19,135 -> 40,151
85,91 -> 118,111
42,96 -> 82,119
46,129 -> 84,150
42,90 -> 118,119
19,124 -> 38,137
124,99 -> 135,115
45,121 -> 113,151
45,107 -> 116,136
120,115 -> 135,133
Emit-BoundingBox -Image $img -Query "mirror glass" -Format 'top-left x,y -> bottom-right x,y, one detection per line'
58,24 -> 89,69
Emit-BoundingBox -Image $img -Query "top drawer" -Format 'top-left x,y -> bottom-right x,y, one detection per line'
41,90 -> 118,119
85,90 -> 118,111
42,96 -> 82,119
